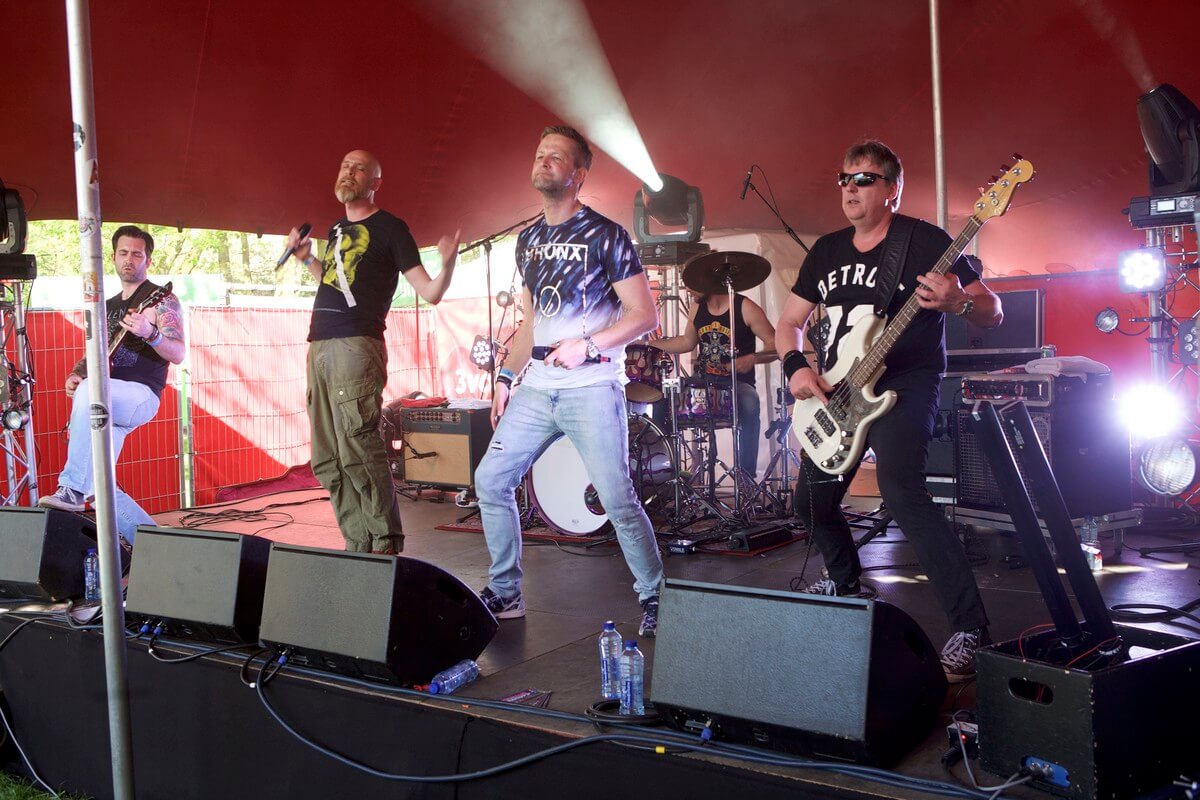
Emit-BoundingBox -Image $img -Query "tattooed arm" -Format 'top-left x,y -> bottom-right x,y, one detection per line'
120,293 -> 187,365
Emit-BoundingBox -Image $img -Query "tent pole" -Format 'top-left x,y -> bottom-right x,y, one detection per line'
64,1 -> 137,797
929,0 -> 947,230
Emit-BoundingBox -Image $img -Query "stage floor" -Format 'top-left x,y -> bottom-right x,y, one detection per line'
136,485 -> 1200,799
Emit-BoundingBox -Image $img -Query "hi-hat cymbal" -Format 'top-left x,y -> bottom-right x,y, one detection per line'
681,251 -> 771,295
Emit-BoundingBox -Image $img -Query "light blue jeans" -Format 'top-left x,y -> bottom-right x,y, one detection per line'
58,378 -> 160,543
475,382 -> 664,603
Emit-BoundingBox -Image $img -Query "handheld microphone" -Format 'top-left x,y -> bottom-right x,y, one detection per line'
739,168 -> 753,200
276,222 -> 313,268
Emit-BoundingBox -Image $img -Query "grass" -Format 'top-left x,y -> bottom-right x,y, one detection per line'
0,771 -> 85,800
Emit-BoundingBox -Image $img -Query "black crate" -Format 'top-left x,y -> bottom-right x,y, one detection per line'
977,624 -> 1200,800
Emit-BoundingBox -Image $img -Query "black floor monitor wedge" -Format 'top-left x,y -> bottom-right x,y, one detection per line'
0,507 -> 122,602
125,526 -> 271,643
258,544 -> 498,684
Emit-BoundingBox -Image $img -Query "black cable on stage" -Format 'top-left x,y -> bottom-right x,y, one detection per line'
251,657 -> 1000,798
0,614 -> 62,797
1110,596 -> 1200,626
0,617 -> 42,655
147,640 -> 260,664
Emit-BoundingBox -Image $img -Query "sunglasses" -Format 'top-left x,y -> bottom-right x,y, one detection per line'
837,171 -> 891,187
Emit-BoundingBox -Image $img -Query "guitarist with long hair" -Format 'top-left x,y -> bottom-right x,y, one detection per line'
775,141 -> 1003,682
39,225 -> 185,546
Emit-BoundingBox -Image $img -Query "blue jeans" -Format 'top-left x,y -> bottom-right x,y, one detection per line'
735,382 -> 761,478
475,382 -> 664,603
58,378 -> 160,543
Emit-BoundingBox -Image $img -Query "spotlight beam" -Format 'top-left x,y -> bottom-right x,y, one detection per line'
421,0 -> 663,190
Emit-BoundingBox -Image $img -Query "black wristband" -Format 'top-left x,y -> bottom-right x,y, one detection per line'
782,350 -> 811,380
495,374 -> 514,389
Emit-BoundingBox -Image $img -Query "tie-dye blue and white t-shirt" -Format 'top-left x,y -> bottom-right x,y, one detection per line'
518,205 -> 644,389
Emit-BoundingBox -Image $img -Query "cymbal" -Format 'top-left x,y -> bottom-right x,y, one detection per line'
681,251 -> 771,295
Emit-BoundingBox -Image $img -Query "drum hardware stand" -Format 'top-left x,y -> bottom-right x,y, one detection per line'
744,392 -> 802,518
654,381 -> 733,527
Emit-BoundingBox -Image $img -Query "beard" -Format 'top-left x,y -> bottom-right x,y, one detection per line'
335,180 -> 365,203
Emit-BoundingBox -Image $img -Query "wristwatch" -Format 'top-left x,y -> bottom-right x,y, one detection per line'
585,336 -> 601,360
956,297 -> 975,317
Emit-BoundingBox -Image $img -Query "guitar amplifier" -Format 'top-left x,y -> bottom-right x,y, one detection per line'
955,373 -> 1131,517
400,405 -> 493,489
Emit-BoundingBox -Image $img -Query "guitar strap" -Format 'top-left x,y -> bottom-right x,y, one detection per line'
872,214 -> 917,318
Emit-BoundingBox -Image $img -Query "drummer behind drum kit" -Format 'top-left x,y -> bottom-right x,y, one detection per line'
524,250 -> 803,543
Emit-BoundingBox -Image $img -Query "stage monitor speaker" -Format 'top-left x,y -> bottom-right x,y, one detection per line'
400,406 -> 493,488
0,507 -> 127,602
258,544 -> 498,684
650,579 -> 947,767
125,527 -> 271,643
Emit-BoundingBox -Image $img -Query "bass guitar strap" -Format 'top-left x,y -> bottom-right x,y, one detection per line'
872,214 -> 918,318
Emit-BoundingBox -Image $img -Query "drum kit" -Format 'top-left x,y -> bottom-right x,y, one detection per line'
524,250 -> 804,538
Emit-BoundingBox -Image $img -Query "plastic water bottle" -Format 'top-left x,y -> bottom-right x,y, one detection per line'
428,659 -> 480,695
619,640 -> 645,715
599,621 -> 622,700
83,548 -> 101,603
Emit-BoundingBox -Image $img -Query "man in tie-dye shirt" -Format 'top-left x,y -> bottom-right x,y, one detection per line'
474,126 -> 666,637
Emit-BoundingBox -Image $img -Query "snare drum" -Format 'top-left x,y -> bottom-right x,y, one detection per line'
624,343 -> 669,403
526,415 -> 675,536
675,377 -> 733,427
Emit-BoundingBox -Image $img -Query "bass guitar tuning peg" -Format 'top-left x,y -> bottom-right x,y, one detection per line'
1000,164 -> 1012,172
1012,151 -> 1024,160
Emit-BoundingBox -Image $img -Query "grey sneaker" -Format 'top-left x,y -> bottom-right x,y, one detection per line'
38,486 -> 87,512
801,577 -> 874,599
941,627 -> 992,683
639,595 -> 659,638
480,587 -> 525,619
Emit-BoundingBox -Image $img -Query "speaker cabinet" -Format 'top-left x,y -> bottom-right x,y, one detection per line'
258,544 -> 498,684
955,378 -> 1131,517
650,579 -> 947,766
400,407 -> 493,488
125,527 -> 271,643
0,507 -> 121,601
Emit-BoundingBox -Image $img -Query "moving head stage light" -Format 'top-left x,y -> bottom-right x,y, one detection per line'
1129,83 -> 1200,228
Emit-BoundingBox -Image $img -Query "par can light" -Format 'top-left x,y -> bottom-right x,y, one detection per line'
1095,307 -> 1120,334
1137,437 -> 1197,496
1117,248 -> 1166,293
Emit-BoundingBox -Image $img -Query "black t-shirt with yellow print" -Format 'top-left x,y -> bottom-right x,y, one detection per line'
307,209 -> 423,342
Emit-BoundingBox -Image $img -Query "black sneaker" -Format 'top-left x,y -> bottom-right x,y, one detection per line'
801,577 -> 875,599
941,627 -> 992,683
639,596 -> 659,638
480,587 -> 525,619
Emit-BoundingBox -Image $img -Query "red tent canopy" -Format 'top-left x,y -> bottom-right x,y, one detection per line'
5,0 -> 1197,274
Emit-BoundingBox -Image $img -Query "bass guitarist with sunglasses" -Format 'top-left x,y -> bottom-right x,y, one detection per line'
774,140 -> 1002,682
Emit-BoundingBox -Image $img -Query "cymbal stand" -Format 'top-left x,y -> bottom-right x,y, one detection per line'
658,376 -> 732,526
745,379 -> 802,517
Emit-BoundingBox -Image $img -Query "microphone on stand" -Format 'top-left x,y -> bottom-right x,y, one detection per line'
739,167 -> 753,200
276,222 -> 313,268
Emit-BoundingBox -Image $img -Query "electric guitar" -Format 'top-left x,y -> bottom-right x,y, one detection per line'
793,158 -> 1034,475
107,281 -> 174,359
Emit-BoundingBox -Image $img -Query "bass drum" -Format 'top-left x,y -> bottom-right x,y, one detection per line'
527,416 -> 674,536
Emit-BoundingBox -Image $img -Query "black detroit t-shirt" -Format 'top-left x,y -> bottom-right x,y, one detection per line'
308,210 -> 422,342
792,217 -> 980,379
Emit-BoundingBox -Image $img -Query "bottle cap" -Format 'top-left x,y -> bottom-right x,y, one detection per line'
603,621 -> 615,630
624,640 -> 637,649
429,682 -> 443,694
87,548 -> 97,555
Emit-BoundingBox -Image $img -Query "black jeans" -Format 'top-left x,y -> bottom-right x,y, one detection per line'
793,372 -> 989,632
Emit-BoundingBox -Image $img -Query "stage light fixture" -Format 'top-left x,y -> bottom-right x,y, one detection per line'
1117,248 -> 1166,293
633,174 -> 704,244
1137,84 -> 1200,197
1095,307 -> 1120,334
469,335 -> 496,372
0,179 -> 28,256
1137,437 -> 1197,496
1178,320 -> 1199,364
496,290 -> 514,308
2,407 -> 28,431
1118,383 -> 1183,440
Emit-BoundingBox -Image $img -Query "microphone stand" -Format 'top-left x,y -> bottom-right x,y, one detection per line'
457,212 -> 545,397
745,168 -> 827,372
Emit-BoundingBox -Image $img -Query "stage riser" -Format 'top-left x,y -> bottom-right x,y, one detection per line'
0,617 -> 862,800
